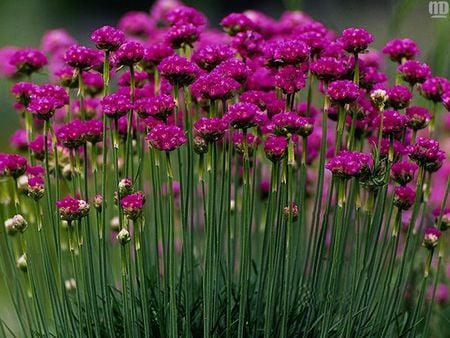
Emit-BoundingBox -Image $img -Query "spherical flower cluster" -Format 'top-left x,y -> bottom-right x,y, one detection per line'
27,175 -> 45,201
375,109 -> 408,136
114,41 -> 144,66
10,130 -> 28,151
11,82 -> 38,107
118,11 -> 153,38
265,39 -> 310,67
56,196 -> 90,222
224,102 -> 261,130
275,66 -> 307,94
158,55 -> 199,87
91,25 -> 125,52
192,44 -> 234,71
420,76 -> 448,102
40,29 -> 76,55
194,117 -> 228,142
213,58 -> 251,84
73,97 -> 101,119
359,66 -> 388,90
101,93 -> 132,119
220,13 -> 255,36
4,215 -> 28,235
398,60 -> 431,85
386,85 -> 412,110
423,227 -> 441,250
166,23 -> 200,49
382,38 -> 419,63
405,106 -> 431,130
231,31 -> 263,60
56,120 -> 87,149
232,131 -> 257,154
327,80 -> 360,104
64,45 -> 99,70
141,43 -> 174,71
272,112 -> 311,136
433,208 -> 450,231
391,161 -> 418,185
121,192 -> 146,220
165,5 -> 207,27
326,150 -> 372,179
28,135 -> 49,161
442,91 -> 450,111
10,48 -> 48,75
147,124 -> 187,151
135,95 -> 175,120
338,27 -> 373,54
0,153 -> 27,178
393,186 -> 415,210
310,57 -> 348,82
190,72 -> 240,101
264,135 -> 288,162
27,84 -> 69,120
407,137 -> 446,172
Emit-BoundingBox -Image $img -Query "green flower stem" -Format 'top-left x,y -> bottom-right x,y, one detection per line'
335,104 -> 346,154
238,128 -> 252,338
125,64 -> 136,178
165,152 -> 179,338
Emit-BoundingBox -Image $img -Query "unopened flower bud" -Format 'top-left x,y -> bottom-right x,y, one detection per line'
370,89 -> 388,110
65,278 -> 77,292
423,227 -> 441,250
93,194 -> 103,212
16,254 -> 27,272
117,228 -> 131,245
110,216 -> 121,232
118,177 -> 134,197
193,135 -> 208,154
283,202 -> 299,221
5,214 -> 28,233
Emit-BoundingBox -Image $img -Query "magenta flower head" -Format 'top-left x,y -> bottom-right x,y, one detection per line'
443,91 -> 450,111
118,11 -> 153,39
326,150 -> 372,179
192,44 -> 234,71
121,191 -> 146,220
158,55 -> 199,87
134,94 -> 176,120
0,47 -> 18,78
231,31 -> 264,60
165,5 -> 207,27
41,29 -> 76,55
264,135 -> 288,162
28,135 -> 49,161
28,175 -> 45,201
147,124 -> 187,151
10,129 -> 28,152
391,161 -> 418,186
359,66 -> 388,90
382,38 -> 419,63
10,48 -> 47,75
275,66 -> 307,94
190,73 -> 240,101
264,39 -> 310,67
433,208 -> 450,231
101,93 -> 131,119
0,154 -> 27,178
220,13 -> 255,36
11,82 -> 38,107
423,227 -> 441,250
56,196 -> 90,222
213,58 -> 251,84
84,119 -> 103,144
420,76 -> 449,102
338,27 -> 373,54
327,80 -> 360,104
114,41 -> 144,66
56,120 -> 87,149
375,109 -> 408,136
405,106 -> 431,130
141,43 -> 174,71
398,60 -> 431,85
224,102 -> 261,130
232,131 -> 257,154
272,112 -> 311,136
91,25 -> 125,52
166,23 -> 200,49
393,186 -> 415,210
310,56 -> 347,82
407,137 -> 446,172
194,117 -> 228,142
27,96 -> 59,120
64,45 -> 98,70
386,85 -> 412,110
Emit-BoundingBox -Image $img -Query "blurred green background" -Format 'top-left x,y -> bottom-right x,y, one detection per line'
0,0 -> 448,145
